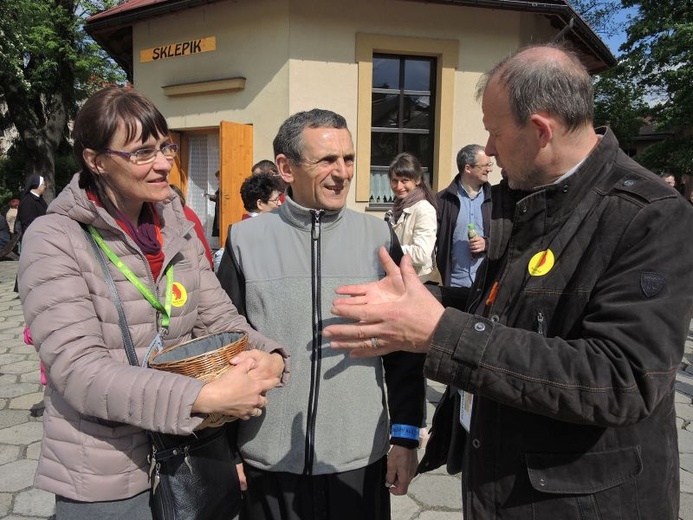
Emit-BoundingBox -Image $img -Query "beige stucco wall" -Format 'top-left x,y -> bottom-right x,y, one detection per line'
129,0 -> 563,211
132,0 -> 292,163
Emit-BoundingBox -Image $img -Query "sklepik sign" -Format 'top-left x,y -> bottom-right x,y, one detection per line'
141,37 -> 216,62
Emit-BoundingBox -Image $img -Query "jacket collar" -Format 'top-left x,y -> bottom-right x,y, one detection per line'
443,173 -> 462,198
489,128 -> 622,261
440,173 -> 491,202
279,187 -> 346,231
515,127 -> 619,221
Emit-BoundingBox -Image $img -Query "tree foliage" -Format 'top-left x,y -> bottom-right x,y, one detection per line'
593,58 -> 649,149
571,0 -> 693,178
587,0 -> 693,177
0,0 -> 125,201
617,0 -> 693,176
569,0 -> 623,38
567,2 -> 649,153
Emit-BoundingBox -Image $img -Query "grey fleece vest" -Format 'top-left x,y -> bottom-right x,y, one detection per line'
229,197 -> 393,475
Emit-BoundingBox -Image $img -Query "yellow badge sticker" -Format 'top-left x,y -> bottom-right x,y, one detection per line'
528,249 -> 555,277
171,282 -> 188,307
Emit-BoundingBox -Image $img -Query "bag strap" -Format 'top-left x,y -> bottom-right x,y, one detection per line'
83,225 -> 140,367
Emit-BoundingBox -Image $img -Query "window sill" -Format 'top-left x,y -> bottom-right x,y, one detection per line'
365,203 -> 392,212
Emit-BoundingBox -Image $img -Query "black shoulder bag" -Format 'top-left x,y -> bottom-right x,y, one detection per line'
83,227 -> 241,520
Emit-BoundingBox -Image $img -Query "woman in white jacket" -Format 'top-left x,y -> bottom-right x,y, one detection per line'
386,152 -> 439,283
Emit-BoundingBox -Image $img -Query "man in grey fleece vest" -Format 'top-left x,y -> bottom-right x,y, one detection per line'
217,109 -> 426,520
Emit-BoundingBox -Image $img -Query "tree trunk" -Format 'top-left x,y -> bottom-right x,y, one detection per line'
6,84 -> 68,203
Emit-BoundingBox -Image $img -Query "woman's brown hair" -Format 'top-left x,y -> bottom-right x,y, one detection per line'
73,87 -> 170,198
387,152 -> 437,208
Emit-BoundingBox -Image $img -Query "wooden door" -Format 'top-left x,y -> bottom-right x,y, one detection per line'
168,131 -> 185,190
219,121 -> 253,246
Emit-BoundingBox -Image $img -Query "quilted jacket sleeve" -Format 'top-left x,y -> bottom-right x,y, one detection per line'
18,215 -> 207,434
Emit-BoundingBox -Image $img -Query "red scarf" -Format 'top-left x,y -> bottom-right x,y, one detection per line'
87,192 -> 165,279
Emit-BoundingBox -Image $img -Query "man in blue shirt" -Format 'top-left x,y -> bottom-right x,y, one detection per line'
435,144 -> 493,288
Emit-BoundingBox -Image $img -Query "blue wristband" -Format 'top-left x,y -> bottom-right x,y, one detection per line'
390,424 -> 419,441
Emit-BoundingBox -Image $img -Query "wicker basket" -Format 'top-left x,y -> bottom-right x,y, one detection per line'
149,331 -> 248,428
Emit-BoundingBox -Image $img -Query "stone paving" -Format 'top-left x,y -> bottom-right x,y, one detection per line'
0,256 -> 691,519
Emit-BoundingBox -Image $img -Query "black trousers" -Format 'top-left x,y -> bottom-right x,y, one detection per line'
240,456 -> 391,520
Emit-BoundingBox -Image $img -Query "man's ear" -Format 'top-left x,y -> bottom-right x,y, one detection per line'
83,149 -> 105,175
529,113 -> 553,149
275,154 -> 294,185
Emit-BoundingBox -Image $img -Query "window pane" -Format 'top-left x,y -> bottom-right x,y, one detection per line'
372,93 -> 399,128
404,58 -> 433,91
369,54 -> 436,206
187,133 -> 220,247
370,169 -> 393,203
403,95 -> 431,129
403,134 -> 432,169
421,168 -> 432,188
371,132 -> 399,167
373,56 -> 401,89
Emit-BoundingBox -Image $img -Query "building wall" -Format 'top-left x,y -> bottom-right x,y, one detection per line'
129,0 -> 559,211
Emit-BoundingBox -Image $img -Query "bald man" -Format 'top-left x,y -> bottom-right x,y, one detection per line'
325,44 -> 693,519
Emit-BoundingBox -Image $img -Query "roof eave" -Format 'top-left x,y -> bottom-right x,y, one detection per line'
85,0 -> 616,82
400,0 -> 616,74
84,0 -> 224,81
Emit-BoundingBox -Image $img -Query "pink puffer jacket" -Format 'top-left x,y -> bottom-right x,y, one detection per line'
18,173 -> 287,502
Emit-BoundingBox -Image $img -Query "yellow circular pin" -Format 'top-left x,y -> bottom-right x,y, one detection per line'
171,282 -> 188,307
528,249 -> 555,277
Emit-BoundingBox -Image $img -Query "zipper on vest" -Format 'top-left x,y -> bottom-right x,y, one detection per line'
304,210 -> 324,475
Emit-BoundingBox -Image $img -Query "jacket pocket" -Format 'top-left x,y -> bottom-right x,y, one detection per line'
526,446 -> 643,520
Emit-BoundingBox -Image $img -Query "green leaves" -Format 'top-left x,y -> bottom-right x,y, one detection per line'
573,0 -> 693,176
593,59 -> 648,148
615,0 -> 693,174
0,0 -> 125,198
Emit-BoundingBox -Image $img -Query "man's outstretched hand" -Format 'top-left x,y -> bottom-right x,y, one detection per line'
324,246 -> 445,357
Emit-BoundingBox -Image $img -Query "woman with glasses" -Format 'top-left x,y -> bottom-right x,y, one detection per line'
239,172 -> 283,220
17,87 -> 288,520
385,152 -> 439,283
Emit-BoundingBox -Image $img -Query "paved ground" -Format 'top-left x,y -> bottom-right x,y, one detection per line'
0,257 -> 692,519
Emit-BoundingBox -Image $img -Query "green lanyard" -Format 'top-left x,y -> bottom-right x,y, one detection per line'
88,225 -> 173,330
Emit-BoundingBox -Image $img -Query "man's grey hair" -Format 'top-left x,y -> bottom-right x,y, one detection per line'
476,43 -> 593,132
457,144 -> 485,173
273,109 -> 349,163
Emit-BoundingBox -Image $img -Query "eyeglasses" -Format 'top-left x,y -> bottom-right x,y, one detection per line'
103,143 -> 179,165
267,196 -> 282,205
471,162 -> 494,169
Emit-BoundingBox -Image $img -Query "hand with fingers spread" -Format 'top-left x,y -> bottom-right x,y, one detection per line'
192,354 -> 280,420
324,246 -> 445,356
